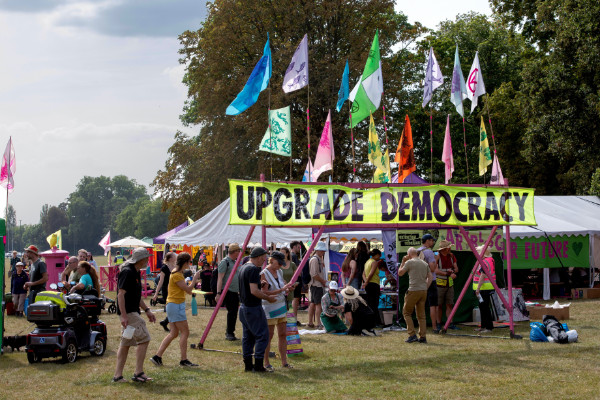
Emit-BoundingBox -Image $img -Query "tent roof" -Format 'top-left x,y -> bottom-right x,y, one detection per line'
166,199 -> 312,246
154,221 -> 189,244
510,196 -> 600,238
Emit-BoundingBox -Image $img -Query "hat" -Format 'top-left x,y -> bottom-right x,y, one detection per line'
24,245 -> 39,256
228,243 -> 241,253
250,246 -> 268,258
329,281 -> 339,291
436,240 -> 453,251
421,233 -> 435,243
16,261 -> 24,267
341,286 -> 360,299
314,241 -> 328,252
270,251 -> 286,266
475,245 -> 492,258
123,248 -> 150,266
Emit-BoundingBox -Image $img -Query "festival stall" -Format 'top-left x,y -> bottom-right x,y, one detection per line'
153,221 -> 189,271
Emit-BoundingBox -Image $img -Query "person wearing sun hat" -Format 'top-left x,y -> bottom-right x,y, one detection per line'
435,240 -> 459,331
320,281 -> 347,333
473,244 -> 496,333
341,285 -> 377,336
23,245 -> 48,304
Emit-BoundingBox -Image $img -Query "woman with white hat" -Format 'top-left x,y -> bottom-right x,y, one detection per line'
341,286 -> 377,336
320,281 -> 347,333
473,245 -> 496,333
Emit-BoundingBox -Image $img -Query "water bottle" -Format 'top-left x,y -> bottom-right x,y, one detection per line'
477,293 -> 484,303
24,297 -> 29,317
191,294 -> 198,316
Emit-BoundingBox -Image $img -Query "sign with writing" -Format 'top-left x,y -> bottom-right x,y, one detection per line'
229,180 -> 536,227
396,229 -> 504,253
508,235 -> 589,269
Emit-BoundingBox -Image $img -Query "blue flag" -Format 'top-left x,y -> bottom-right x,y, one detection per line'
226,35 -> 272,115
336,60 -> 349,112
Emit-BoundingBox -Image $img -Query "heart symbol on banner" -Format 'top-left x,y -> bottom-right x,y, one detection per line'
572,242 -> 583,256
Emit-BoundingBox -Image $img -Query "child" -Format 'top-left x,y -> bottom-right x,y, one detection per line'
11,262 -> 29,317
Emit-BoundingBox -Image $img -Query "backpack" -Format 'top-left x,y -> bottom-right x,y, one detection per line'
210,269 -> 218,294
301,257 -> 314,285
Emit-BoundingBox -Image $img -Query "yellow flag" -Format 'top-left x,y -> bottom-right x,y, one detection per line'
479,117 -> 492,175
373,150 -> 391,183
46,229 -> 62,249
368,113 -> 386,171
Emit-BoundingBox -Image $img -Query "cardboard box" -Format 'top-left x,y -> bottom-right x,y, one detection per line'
571,288 -> 600,299
526,305 -> 569,320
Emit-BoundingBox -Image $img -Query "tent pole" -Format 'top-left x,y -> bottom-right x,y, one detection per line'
443,226 -> 497,331
458,226 -> 512,314
197,225 -> 256,348
505,224 -> 515,336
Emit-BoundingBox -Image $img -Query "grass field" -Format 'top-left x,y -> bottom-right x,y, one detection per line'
2,263 -> 599,399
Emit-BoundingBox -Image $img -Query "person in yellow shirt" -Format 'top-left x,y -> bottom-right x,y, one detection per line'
150,252 -> 201,367
362,249 -> 382,326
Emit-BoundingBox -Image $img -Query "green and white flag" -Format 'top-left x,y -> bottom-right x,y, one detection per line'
350,31 -> 383,128
259,106 -> 292,157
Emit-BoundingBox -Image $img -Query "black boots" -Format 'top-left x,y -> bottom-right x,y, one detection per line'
253,357 -> 269,372
243,356 -> 254,372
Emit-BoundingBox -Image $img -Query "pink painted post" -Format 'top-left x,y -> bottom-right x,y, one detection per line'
197,225 -> 256,347
505,224 -> 515,336
459,226 -> 512,312
443,226 -> 497,331
260,173 -> 267,267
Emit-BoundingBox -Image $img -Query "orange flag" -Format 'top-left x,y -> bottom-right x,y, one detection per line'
395,115 -> 416,183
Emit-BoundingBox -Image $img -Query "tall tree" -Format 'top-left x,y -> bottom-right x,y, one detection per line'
491,0 -> 600,193
153,0 -> 426,222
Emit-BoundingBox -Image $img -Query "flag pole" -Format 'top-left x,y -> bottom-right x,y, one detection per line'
306,84 -> 311,182
484,94 -> 498,157
268,83 -> 273,181
348,103 -> 356,182
429,105 -> 433,182
382,93 -> 391,181
462,117 -> 470,184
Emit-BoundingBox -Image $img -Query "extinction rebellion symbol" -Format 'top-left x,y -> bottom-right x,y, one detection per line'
468,68 -> 478,94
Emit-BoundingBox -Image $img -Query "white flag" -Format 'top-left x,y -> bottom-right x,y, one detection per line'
422,47 -> 444,108
311,111 -> 334,181
282,34 -> 309,93
348,78 -> 361,102
301,159 -> 314,182
490,154 -> 506,185
98,231 -> 111,256
467,51 -> 486,113
442,115 -> 454,184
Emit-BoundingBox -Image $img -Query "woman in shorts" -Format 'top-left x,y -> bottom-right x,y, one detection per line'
150,252 -> 201,367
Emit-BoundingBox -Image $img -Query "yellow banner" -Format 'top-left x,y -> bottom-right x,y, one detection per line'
229,180 -> 536,227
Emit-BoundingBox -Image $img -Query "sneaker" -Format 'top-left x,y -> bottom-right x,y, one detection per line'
405,335 -> 419,343
418,337 -> 427,343
180,359 -> 199,367
225,333 -> 239,341
150,355 -> 163,366
317,324 -> 324,330
265,364 -> 274,372
448,324 -> 460,330
479,329 -> 493,333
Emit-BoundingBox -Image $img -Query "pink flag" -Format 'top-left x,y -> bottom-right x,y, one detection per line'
441,115 -> 454,184
0,137 -> 16,193
99,231 -> 111,256
490,154 -> 506,185
311,110 -> 335,181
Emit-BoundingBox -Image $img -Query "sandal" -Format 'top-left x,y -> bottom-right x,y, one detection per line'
265,364 -> 274,372
282,363 -> 293,369
132,372 -> 153,383
307,323 -> 315,328
112,376 -> 127,383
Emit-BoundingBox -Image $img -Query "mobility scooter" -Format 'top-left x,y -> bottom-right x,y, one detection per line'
25,286 -> 107,363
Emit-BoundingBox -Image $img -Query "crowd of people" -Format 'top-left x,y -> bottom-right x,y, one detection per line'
10,233 -> 501,380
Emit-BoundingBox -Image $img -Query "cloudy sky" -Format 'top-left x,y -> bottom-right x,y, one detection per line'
0,0 -> 490,225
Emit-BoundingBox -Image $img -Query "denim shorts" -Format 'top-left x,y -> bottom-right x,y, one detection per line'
166,302 -> 187,323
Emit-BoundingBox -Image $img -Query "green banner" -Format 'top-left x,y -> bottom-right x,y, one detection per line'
507,235 -> 589,269
396,228 -> 504,253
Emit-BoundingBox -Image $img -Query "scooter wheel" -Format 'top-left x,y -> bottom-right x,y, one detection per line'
91,338 -> 106,356
62,340 -> 78,363
108,304 -> 117,314
27,352 -> 40,364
